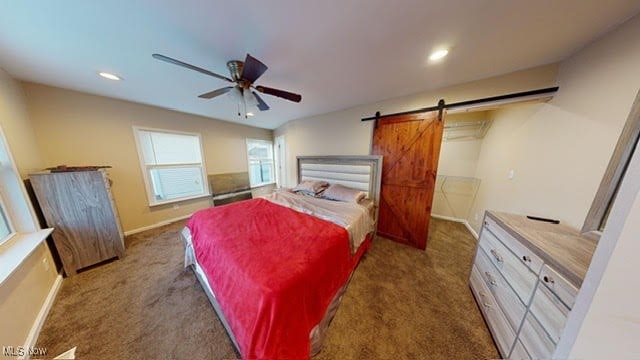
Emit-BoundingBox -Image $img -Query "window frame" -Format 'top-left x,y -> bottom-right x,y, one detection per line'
0,185 -> 17,246
246,138 -> 276,188
582,90 -> 640,240
133,126 -> 210,206
0,124 -> 52,284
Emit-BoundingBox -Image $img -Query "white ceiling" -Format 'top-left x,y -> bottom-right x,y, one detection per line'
0,1 -> 639,129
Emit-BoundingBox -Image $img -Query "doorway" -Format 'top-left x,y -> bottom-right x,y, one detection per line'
274,135 -> 287,188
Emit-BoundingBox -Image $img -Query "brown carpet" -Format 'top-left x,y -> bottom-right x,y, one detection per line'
35,218 -> 498,359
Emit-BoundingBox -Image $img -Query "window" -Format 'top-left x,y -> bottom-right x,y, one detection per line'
0,124 -> 52,283
0,186 -> 15,245
246,139 -> 275,187
134,127 -> 209,205
0,137 -> 16,246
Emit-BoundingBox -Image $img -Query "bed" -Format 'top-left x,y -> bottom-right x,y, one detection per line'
181,155 -> 382,359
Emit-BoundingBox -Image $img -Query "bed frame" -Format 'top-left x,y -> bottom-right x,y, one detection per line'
183,155 -> 383,357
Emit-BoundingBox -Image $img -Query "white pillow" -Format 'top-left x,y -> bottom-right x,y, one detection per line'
321,184 -> 366,203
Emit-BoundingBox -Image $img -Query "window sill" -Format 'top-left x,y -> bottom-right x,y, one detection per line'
250,182 -> 276,189
0,228 -> 53,285
148,193 -> 212,207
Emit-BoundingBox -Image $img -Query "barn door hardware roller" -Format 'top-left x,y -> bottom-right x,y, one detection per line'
437,99 -> 445,121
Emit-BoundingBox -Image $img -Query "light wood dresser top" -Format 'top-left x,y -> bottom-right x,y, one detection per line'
487,211 -> 597,288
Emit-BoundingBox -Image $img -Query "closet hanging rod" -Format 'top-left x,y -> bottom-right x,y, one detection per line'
361,86 -> 559,122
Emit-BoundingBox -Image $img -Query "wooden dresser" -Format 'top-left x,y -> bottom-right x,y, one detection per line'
30,169 -> 125,276
470,211 -> 597,359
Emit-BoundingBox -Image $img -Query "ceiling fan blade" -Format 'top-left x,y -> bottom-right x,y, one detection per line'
198,86 -> 234,99
241,54 -> 268,83
252,91 -> 270,111
152,53 -> 233,82
255,85 -> 302,103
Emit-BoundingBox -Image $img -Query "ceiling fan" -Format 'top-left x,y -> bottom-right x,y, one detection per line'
152,53 -> 302,118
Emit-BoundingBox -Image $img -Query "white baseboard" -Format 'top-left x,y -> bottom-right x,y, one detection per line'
23,273 -> 63,356
431,213 -> 479,240
464,221 -> 479,240
431,213 -> 466,223
124,214 -> 192,236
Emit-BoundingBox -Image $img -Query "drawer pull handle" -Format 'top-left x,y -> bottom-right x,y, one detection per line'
484,272 -> 497,286
478,291 -> 492,308
490,249 -> 503,263
543,275 -> 555,284
522,255 -> 531,262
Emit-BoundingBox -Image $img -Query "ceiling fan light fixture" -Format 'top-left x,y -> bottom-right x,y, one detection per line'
429,49 -> 449,62
98,72 -> 122,80
243,88 -> 259,107
227,86 -> 243,103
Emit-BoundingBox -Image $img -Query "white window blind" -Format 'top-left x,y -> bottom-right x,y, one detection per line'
134,128 -> 208,205
246,139 -> 275,187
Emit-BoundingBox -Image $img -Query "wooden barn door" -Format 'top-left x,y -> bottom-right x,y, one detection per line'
372,111 -> 444,249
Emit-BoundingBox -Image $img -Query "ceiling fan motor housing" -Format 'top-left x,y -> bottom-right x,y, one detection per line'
227,60 -> 244,82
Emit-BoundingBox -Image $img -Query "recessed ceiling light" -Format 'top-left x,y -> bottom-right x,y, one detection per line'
99,72 -> 122,80
429,49 -> 449,62
246,112 -> 255,117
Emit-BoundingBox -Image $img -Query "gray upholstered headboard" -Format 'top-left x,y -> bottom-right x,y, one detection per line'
296,155 -> 383,208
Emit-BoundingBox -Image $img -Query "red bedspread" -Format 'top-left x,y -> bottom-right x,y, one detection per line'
187,198 -> 369,359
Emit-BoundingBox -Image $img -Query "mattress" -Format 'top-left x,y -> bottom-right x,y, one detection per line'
183,227 -> 365,357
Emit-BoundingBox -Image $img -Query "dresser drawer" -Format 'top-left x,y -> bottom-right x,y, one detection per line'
539,264 -> 578,309
519,313 -> 555,359
478,227 -> 538,304
484,216 -> 544,275
529,282 -> 570,343
475,248 -> 526,331
470,265 -> 516,357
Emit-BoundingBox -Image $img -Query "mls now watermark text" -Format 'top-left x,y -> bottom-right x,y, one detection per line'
3,345 -> 48,357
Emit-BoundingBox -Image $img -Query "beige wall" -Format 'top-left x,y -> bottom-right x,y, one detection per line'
437,112 -> 489,177
22,83 -> 272,232
438,139 -> 482,177
0,68 -> 57,355
0,244 -> 57,353
275,63 -> 559,187
0,69 -> 43,177
467,13 -> 640,232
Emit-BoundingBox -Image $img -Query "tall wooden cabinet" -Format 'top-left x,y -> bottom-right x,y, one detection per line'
30,169 -> 125,276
